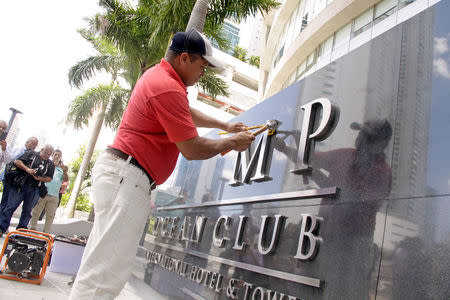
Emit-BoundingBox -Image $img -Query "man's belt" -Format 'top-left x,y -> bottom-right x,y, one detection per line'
105,147 -> 156,190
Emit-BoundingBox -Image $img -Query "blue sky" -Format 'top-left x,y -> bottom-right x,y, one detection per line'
428,0 -> 450,193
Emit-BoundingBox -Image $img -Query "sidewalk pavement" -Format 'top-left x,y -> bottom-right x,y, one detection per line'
0,217 -> 163,300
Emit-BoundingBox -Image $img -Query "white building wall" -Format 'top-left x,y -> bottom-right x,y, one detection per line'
260,0 -> 435,100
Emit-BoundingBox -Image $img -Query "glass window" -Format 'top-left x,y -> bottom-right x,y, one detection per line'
292,5 -> 302,41
301,14 -> 308,31
304,0 -> 314,16
303,0 -> 314,27
317,35 -> 333,61
281,21 -> 288,46
306,51 -> 316,69
296,60 -> 306,80
288,71 -> 296,86
273,44 -> 285,68
296,0 -> 306,32
313,0 -> 327,18
286,10 -> 297,48
374,0 -> 397,23
352,8 -> 373,38
399,0 -> 416,10
333,22 -> 351,50
317,43 -> 324,59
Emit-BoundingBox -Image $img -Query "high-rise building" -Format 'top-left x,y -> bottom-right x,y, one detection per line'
211,20 -> 241,56
259,0 -> 432,101
243,13 -> 265,58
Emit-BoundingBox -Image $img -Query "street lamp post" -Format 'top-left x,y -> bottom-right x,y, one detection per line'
0,107 -> 23,140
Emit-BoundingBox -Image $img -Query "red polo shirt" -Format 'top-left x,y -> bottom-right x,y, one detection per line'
111,59 -> 198,184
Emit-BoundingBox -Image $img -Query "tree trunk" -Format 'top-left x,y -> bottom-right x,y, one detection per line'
64,105 -> 106,218
87,204 -> 95,222
186,0 -> 210,32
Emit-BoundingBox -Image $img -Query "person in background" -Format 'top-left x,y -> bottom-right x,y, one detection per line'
6,137 -> 39,162
0,120 -> 9,166
30,149 -> 68,233
0,137 -> 39,213
69,29 -> 254,299
59,180 -> 69,204
39,179 -> 69,221
0,144 -> 54,235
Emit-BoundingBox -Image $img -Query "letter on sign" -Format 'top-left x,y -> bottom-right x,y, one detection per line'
229,129 -> 274,186
292,98 -> 337,174
295,214 -> 320,261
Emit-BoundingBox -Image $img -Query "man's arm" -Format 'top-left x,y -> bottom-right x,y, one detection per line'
33,175 -> 52,183
33,161 -> 55,183
176,132 -> 254,160
14,159 -> 36,175
14,158 -> 51,182
190,107 -> 246,133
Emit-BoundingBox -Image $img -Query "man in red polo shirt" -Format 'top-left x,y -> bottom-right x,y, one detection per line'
70,29 -> 254,299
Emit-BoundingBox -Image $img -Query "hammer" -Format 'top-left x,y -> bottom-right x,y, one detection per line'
220,119 -> 278,156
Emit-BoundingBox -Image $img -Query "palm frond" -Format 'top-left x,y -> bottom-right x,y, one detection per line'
78,28 -> 119,56
66,84 -> 114,129
104,87 -> 130,129
68,54 -> 125,88
148,0 -> 193,45
208,0 -> 280,25
204,22 -> 230,51
198,69 -> 229,100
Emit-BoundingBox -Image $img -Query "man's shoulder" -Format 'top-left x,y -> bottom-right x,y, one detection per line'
18,149 -> 36,161
10,146 -> 24,159
138,63 -> 186,97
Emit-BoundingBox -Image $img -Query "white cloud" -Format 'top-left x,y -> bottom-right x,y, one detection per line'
433,58 -> 450,79
434,37 -> 448,55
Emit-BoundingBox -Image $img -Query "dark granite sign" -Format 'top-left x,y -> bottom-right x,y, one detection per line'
137,2 -> 450,299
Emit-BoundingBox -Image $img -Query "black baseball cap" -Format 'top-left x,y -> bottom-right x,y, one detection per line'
351,119 -> 392,142
169,28 -> 224,68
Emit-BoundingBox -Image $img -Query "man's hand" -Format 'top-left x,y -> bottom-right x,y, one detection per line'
230,131 -> 255,152
225,122 -> 247,133
0,140 -> 6,151
26,168 -> 37,175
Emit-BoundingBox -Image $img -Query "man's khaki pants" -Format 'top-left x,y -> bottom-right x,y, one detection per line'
30,194 -> 59,233
69,152 -> 152,300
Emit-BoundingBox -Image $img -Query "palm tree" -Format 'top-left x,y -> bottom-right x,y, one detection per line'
91,0 -> 279,91
186,0 -> 279,32
233,46 -> 249,62
64,30 -> 130,218
249,55 -> 261,68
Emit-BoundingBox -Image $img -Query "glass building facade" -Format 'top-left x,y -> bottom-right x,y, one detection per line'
211,20 -> 240,56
